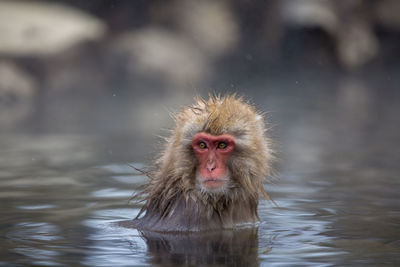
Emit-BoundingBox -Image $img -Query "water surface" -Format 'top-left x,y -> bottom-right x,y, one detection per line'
1,72 -> 400,266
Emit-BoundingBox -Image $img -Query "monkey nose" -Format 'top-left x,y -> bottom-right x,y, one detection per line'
206,161 -> 216,172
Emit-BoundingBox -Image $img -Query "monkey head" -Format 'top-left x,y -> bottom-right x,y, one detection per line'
160,95 -> 274,201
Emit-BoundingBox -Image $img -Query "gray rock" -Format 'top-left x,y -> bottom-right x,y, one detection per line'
0,1 -> 106,56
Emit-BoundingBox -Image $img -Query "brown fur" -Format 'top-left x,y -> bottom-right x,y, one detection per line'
132,94 -> 274,232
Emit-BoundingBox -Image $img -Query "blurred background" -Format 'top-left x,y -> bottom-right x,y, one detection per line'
0,1 -> 400,265
1,0 -> 399,159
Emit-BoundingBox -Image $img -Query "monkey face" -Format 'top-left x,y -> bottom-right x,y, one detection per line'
192,132 -> 235,193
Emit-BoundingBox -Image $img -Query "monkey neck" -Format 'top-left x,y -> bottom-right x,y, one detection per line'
134,188 -> 259,232
193,190 -> 260,228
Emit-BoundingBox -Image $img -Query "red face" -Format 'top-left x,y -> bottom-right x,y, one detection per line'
192,132 -> 235,190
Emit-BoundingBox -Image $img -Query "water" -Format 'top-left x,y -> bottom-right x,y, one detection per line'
1,72 -> 400,266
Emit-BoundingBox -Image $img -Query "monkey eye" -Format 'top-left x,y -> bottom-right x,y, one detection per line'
218,142 -> 227,149
198,142 -> 207,149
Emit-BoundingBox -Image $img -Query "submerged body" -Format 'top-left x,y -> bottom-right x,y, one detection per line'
132,95 -> 273,232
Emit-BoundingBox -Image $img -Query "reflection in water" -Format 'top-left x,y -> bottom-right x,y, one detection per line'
141,228 -> 259,266
8,222 -> 61,242
6,222 -> 63,266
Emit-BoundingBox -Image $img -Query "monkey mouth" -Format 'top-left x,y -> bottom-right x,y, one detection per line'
200,178 -> 227,190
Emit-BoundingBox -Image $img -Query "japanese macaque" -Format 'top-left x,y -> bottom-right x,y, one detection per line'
131,95 -> 274,232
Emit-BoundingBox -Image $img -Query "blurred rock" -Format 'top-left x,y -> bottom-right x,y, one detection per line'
334,1 -> 379,70
0,61 -> 36,128
111,0 -> 238,89
0,1 -> 106,56
172,0 -> 238,56
282,0 -> 378,70
374,0 -> 400,29
281,0 -> 338,34
112,28 -> 207,87
335,18 -> 378,70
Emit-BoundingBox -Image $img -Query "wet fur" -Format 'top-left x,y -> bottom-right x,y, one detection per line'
132,95 -> 274,232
